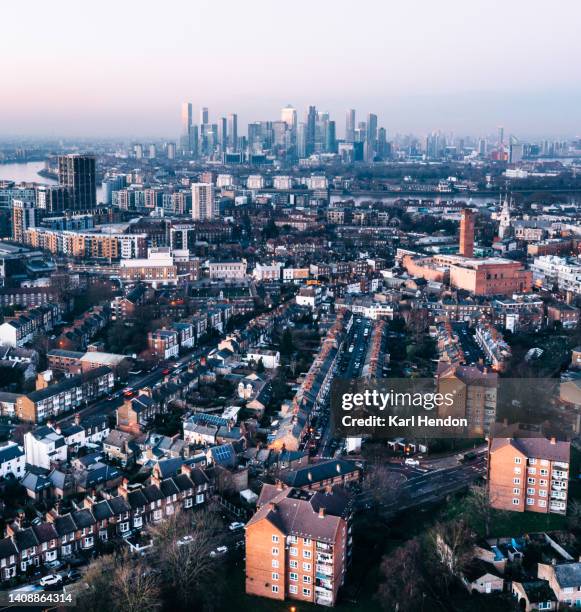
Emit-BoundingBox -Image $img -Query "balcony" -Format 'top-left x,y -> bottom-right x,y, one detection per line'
552,472 -> 568,480
316,564 -> 333,577
317,553 -> 333,564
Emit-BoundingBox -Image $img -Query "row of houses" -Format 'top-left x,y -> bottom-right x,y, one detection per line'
0,303 -> 63,347
0,466 -> 211,582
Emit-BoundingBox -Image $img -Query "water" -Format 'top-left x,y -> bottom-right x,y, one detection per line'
0,160 -> 103,202
330,194 -> 496,207
0,161 -> 55,184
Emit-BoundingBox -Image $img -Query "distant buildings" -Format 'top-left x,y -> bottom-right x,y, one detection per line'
488,437 -> 570,515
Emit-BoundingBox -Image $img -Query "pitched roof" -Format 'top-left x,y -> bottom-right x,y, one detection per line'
282,459 -> 359,488
490,437 -> 570,463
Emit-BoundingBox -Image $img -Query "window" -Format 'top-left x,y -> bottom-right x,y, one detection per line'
514,467 -> 521,474
272,560 -> 279,568
540,469 -> 548,476
512,499 -> 520,505
540,479 -> 547,486
303,588 -> 311,597
303,550 -> 312,559
288,535 -> 297,544
528,477 -> 536,485
303,562 -> 311,571
272,547 -> 279,556
289,585 -> 298,594
290,572 -> 298,581
303,575 -> 312,583
290,547 -> 298,556
539,489 -> 547,497
526,498 -> 535,505
528,467 -> 536,475
303,538 -> 312,546
529,458 -> 537,465
527,488 -> 535,495
272,585 -> 279,594
290,560 -> 298,569
538,499 -> 547,507
272,535 -> 279,543
513,478 -> 521,485
272,572 -> 279,581
514,457 -> 522,464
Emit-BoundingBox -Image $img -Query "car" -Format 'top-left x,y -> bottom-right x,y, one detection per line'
228,521 -> 245,531
61,569 -> 82,583
39,574 -> 62,587
404,458 -> 420,466
45,559 -> 62,570
210,545 -> 229,558
177,535 -> 195,546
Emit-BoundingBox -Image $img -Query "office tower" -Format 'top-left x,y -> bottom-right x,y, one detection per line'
227,113 -> 238,151
345,109 -> 356,142
498,126 -> 504,146
12,199 -> 39,243
297,122 -> 307,158
306,106 -> 316,155
366,113 -> 378,146
218,117 -> 228,151
200,107 -> 209,126
149,144 -> 157,159
35,185 -> 69,213
488,437 -> 570,515
58,154 -> 97,210
166,142 -> 176,160
377,127 -> 388,158
191,183 -> 216,220
272,121 -> 288,148
180,102 -> 193,154
509,137 -> 523,164
326,120 -> 337,153
133,144 -> 143,159
281,105 -> 297,131
478,138 -> 487,157
459,208 -> 475,257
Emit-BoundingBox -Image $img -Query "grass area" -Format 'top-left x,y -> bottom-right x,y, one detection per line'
440,493 -> 569,538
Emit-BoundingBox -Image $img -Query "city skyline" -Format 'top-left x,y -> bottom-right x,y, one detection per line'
2,0 -> 581,138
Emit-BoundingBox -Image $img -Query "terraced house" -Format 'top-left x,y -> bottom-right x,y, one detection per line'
0,465 -> 211,583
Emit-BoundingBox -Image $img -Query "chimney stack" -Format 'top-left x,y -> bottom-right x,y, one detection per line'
318,507 -> 326,518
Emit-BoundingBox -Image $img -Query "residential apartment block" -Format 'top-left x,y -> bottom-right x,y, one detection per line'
246,485 -> 350,607
488,437 -> 570,515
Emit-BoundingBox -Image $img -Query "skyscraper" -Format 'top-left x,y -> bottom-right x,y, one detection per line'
180,102 -> 193,154
11,199 -> 39,243
191,183 -> 216,220
297,122 -> 307,158
306,106 -> 316,155
58,154 -> 97,210
366,113 -> 378,145
218,117 -> 228,152
281,105 -> 297,131
227,113 -> 238,151
345,109 -> 356,142
326,120 -> 337,153
200,107 -> 209,126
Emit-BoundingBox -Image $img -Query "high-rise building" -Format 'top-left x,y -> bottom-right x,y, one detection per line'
12,199 -> 39,243
180,102 -> 193,154
245,485 -> 349,606
459,208 -> 475,257
345,109 -> 356,142
200,107 -> 209,126
377,127 -> 388,158
366,113 -> 378,146
35,185 -> 69,214
218,117 -> 228,152
57,154 -> 97,210
488,437 -> 570,515
478,138 -> 487,157
227,113 -> 238,151
297,122 -> 307,158
306,106 -> 316,155
498,126 -> 504,146
166,142 -> 176,160
149,144 -> 157,159
281,105 -> 297,131
191,183 -> 216,220
326,120 -> 337,153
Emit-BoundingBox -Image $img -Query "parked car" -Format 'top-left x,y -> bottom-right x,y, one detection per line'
404,458 -> 420,466
177,535 -> 194,547
228,522 -> 245,531
45,559 -> 62,570
39,574 -> 62,588
210,546 -> 228,558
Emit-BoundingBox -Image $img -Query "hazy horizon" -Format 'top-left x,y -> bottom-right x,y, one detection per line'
2,0 -> 581,140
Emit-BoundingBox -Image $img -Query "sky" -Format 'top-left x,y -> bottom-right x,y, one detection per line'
2,0 -> 581,139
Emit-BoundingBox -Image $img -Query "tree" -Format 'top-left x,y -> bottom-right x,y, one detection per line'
256,357 -> 265,374
377,538 -> 427,612
361,463 -> 407,511
280,328 -> 295,356
149,508 -> 225,608
78,552 -> 160,612
464,483 -> 500,537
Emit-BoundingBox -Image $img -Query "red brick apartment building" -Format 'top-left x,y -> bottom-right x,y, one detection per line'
488,438 -> 570,515
245,486 -> 350,607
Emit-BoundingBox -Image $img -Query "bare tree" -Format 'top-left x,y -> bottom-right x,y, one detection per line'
362,462 -> 407,510
113,552 -> 161,612
465,483 -> 502,537
149,508 -> 225,608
